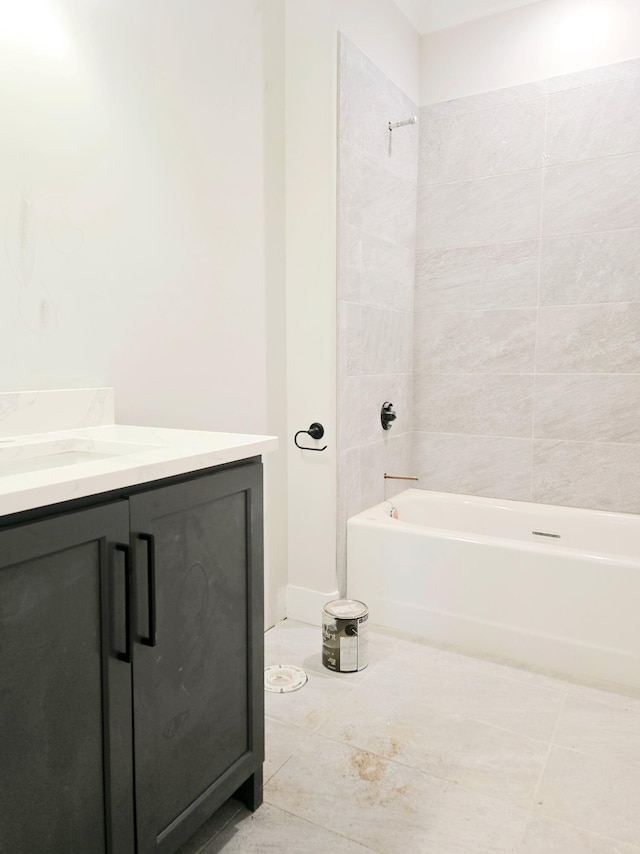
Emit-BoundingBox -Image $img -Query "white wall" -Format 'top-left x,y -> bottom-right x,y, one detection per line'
262,0 -> 289,628
0,0 -> 268,430
285,0 -> 419,623
421,0 -> 640,104
0,0 -> 288,627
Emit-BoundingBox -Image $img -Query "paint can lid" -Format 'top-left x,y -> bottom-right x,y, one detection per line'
264,664 -> 308,694
323,598 -> 368,619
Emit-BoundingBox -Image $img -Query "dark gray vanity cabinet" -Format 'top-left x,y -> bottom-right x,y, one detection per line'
0,502 -> 135,854
0,459 -> 264,854
130,462 -> 264,854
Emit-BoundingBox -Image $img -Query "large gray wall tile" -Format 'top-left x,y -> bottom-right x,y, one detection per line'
339,447 -> 363,523
362,231 -> 415,312
419,97 -> 545,185
546,76 -> 640,166
540,229 -> 640,306
338,301 -> 363,378
340,303 -> 413,379
416,241 -> 539,312
413,433 -> 533,500
534,375 -> 640,443
536,303 -> 640,373
415,373 -> 534,437
341,139 -> 417,250
339,375 -> 365,450
360,440 -> 385,511
418,170 -> 541,250
532,441 -> 640,513
339,36 -> 418,185
415,308 -> 537,374
542,152 -> 640,236
338,30 -> 365,73
358,305 -> 413,376
337,224 -> 363,302
339,225 -> 415,310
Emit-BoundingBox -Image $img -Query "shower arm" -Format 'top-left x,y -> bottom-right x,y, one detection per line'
384,474 -> 419,481
388,116 -> 417,132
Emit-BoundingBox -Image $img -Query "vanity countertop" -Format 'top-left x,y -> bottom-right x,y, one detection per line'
0,389 -> 277,518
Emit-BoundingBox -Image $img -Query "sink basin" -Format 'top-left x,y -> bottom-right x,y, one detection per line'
0,438 -> 160,477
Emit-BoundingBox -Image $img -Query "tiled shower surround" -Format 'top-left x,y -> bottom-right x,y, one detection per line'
337,36 -> 418,591
414,58 -> 640,512
338,45 -> 640,584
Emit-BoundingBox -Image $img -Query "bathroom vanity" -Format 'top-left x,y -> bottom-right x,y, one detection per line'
0,389 -> 277,854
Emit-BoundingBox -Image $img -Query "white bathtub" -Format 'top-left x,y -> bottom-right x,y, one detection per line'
347,489 -> 640,690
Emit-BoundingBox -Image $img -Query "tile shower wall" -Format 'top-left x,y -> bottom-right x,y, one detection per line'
337,37 -> 418,591
414,57 -> 640,513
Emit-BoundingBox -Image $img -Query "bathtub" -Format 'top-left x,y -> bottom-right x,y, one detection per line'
347,489 -> 640,690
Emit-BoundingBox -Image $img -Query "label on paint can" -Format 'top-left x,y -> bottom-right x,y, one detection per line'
322,599 -> 369,672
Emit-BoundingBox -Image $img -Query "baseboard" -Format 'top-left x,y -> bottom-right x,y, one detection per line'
286,584 -> 340,626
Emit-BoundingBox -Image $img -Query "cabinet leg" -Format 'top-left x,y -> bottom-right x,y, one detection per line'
234,767 -> 263,812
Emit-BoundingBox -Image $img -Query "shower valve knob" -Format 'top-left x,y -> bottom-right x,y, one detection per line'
381,402 -> 397,430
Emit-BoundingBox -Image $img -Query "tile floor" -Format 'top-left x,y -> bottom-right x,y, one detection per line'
181,620 -> 640,853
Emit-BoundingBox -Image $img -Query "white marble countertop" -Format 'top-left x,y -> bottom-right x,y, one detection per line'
0,389 -> 277,518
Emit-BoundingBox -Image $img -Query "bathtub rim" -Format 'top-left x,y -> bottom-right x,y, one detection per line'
356,487 -> 640,524
348,488 -> 640,565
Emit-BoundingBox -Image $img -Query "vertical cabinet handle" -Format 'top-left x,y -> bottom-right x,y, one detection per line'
115,544 -> 132,664
138,533 -> 157,647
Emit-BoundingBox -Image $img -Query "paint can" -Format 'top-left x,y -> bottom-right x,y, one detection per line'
322,599 -> 368,672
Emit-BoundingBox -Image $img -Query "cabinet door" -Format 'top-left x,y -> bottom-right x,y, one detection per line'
130,462 -> 264,854
0,502 -> 135,854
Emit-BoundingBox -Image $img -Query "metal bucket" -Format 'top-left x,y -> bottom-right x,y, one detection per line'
322,599 -> 368,672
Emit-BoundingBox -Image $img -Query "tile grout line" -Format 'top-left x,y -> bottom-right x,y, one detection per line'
345,220 -> 416,257
514,808 -> 535,852
417,223 -> 640,255
530,90 -> 549,501
533,812 -> 640,852
339,298 -> 415,317
416,223 -> 640,257
415,301 -> 640,314
541,740 -> 640,772
416,146 -> 640,190
410,429 -> 640,448
531,690 -> 568,808
411,370 -> 640,376
261,800 -> 381,853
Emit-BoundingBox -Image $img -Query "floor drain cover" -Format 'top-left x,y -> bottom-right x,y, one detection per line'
264,664 -> 308,694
